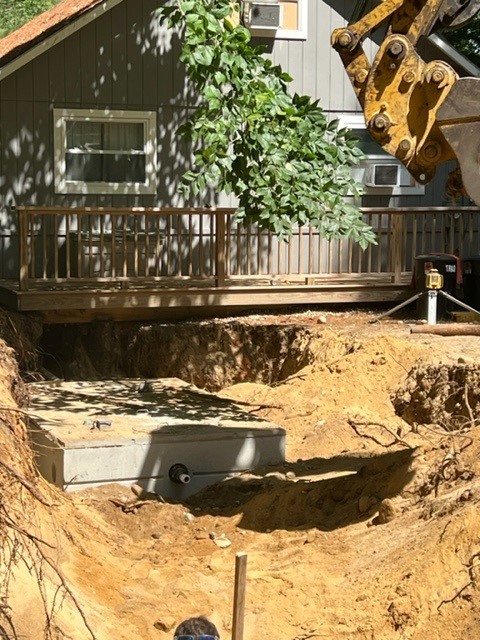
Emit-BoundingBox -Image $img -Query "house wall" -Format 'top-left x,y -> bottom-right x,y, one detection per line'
0,0 -> 466,277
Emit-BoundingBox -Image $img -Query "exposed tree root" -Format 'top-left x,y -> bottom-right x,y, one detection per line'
437,550 -> 480,610
0,415 -> 97,640
0,459 -> 54,508
347,417 -> 412,448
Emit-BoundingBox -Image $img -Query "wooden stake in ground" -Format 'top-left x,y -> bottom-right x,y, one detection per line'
232,552 -> 248,640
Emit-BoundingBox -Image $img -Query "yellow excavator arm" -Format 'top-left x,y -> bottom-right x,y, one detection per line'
331,0 -> 480,202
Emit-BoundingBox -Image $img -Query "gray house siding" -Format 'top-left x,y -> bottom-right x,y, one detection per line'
0,0 -> 467,278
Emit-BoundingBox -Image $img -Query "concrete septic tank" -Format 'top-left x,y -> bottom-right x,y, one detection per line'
27,378 -> 286,499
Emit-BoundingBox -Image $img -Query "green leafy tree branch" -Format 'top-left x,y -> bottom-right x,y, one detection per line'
160,0 -> 376,247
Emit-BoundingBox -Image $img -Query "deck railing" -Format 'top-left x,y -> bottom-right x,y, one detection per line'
16,206 -> 480,291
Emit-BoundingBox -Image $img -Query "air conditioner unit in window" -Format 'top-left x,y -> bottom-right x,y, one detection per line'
247,2 -> 281,30
364,163 -> 401,187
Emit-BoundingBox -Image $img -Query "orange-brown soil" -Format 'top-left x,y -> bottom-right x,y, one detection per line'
2,309 -> 480,639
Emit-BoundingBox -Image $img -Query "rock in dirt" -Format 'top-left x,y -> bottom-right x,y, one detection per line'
358,495 -> 377,515
376,498 -> 398,524
210,532 -> 232,548
153,617 -> 176,632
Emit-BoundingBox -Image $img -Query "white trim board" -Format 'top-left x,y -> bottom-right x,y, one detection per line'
0,0 -> 125,82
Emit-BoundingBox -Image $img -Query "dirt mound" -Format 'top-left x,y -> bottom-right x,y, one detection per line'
2,309 -> 480,639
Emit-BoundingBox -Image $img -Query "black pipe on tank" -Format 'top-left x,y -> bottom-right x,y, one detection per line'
168,463 -> 191,484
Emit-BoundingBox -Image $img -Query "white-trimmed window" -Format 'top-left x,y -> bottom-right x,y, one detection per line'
54,109 -> 157,195
242,0 -> 307,40
338,113 -> 425,196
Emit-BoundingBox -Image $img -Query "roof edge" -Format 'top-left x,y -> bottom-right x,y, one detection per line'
0,0 -> 124,81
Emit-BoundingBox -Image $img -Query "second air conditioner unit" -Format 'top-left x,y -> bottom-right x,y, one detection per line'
364,163 -> 401,187
246,2 -> 281,30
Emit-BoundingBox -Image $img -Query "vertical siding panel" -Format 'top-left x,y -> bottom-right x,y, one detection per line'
2,99 -> 21,277
49,41 -> 66,104
159,105 -> 188,207
4,0 -> 457,219
33,101 -> 53,206
0,100 -> 3,213
111,2 -> 128,106
315,2 -> 332,107
127,0 -> 143,107
1,73 -> 16,101
287,42 -> 304,95
64,30 -> 82,104
172,31 -> 188,103
95,11 -> 113,105
327,0 -> 368,113
329,1 -> 348,112
302,0 -> 317,99
33,54 -> 49,103
15,63 -> 33,102
15,101 -> 35,205
157,8 -> 175,104
143,0 -> 159,107
1,100 -> 18,209
272,40 -> 290,82
80,22 -> 97,106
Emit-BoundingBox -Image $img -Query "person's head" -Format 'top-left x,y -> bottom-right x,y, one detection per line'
173,616 -> 219,640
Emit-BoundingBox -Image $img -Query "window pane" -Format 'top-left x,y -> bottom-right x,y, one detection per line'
65,152 -> 146,183
103,122 -> 144,151
66,121 -> 144,152
103,154 -> 146,182
65,153 -> 102,181
66,122 -> 102,150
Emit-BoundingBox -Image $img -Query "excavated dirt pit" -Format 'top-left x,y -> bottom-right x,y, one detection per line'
31,320 -> 361,497
5,308 -> 480,640
40,320 -> 316,390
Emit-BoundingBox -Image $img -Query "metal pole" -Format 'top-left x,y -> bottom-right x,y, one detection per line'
439,290 -> 480,317
427,290 -> 438,325
369,291 -> 424,324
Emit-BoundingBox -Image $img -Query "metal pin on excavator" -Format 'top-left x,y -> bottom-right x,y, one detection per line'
331,0 -> 480,204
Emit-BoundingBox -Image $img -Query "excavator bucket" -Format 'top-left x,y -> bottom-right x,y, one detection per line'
438,78 -> 480,205
435,0 -> 480,29
332,0 -> 480,202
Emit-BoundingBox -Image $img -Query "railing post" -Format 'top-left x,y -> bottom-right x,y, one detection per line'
215,210 -> 226,287
18,207 -> 29,291
391,212 -> 404,284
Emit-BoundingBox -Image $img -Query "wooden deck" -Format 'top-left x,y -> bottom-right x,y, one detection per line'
0,275 -> 413,322
1,205 -> 478,322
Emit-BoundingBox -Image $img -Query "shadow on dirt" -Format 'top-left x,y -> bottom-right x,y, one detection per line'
185,448 -> 416,532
